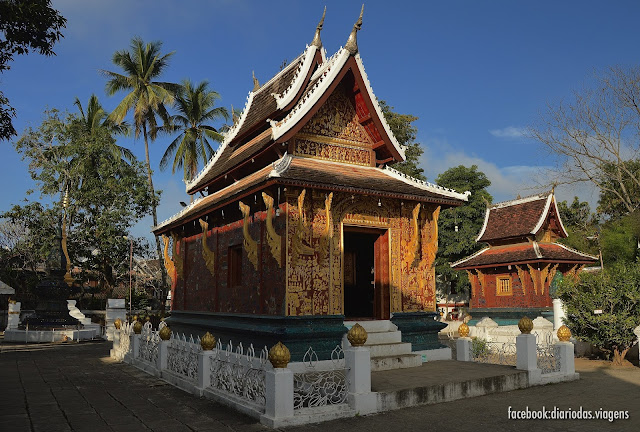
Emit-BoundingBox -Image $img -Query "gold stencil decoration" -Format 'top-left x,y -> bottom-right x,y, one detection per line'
404,203 -> 421,267
543,263 -> 559,295
476,269 -> 486,296
291,190 -> 314,267
199,219 -> 215,276
262,192 -> 282,267
239,201 -> 259,270
171,232 -> 184,280
162,235 -> 175,285
318,192 -> 333,261
422,205 -> 440,270
526,264 -> 540,294
515,264 -> 529,295
465,270 -> 476,297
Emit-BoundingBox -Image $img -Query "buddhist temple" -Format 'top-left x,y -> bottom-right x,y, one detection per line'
154,8 -> 469,361
451,192 -> 598,323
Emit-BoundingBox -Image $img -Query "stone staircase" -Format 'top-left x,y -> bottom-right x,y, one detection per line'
344,320 -> 422,372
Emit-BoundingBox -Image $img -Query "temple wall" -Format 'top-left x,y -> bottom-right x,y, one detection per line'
170,206 -> 286,315
285,188 -> 440,316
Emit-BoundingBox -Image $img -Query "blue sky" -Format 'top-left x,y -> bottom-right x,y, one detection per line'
2,0 -> 639,244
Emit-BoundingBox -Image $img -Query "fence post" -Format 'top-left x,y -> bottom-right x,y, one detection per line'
456,337 -> 472,361
345,345 -> 376,415
132,334 -> 141,360
556,341 -> 575,375
158,340 -> 170,372
516,317 -> 541,384
262,368 -> 294,425
110,330 -> 120,359
196,349 -> 213,395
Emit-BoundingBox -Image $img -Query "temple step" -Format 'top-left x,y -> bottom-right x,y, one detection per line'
344,320 -> 397,333
371,353 -> 423,372
365,330 -> 402,345
367,342 -> 413,357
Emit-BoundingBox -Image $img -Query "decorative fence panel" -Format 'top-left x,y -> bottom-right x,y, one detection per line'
536,332 -> 560,374
139,322 -> 160,366
113,323 -> 133,360
292,346 -> 349,410
208,341 -> 269,409
471,340 -> 517,366
167,333 -> 201,382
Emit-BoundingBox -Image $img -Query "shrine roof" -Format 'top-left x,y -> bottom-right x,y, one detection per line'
153,155 -> 468,234
450,242 -> 598,269
476,192 -> 568,243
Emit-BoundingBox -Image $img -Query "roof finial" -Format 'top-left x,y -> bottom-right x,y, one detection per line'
231,104 -> 238,123
345,4 -> 364,55
551,182 -> 557,196
311,6 -> 326,48
252,71 -> 260,91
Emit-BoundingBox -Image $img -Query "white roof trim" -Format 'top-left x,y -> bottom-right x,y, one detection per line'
383,166 -> 470,201
530,194 -> 553,235
273,46 -> 318,109
268,153 -> 292,177
554,243 -> 599,260
550,194 -> 569,237
475,208 -> 491,242
532,241 -> 543,259
272,48 -> 350,141
450,247 -> 490,268
489,193 -> 547,210
153,195 -> 206,232
353,54 -> 406,161
186,91 -> 256,191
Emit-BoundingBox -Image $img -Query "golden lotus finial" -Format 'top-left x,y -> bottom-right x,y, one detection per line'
311,6 -> 326,48
159,325 -> 171,341
268,342 -> 291,368
345,4 -> 364,55
201,332 -> 216,350
557,325 -> 572,342
518,316 -> 533,334
114,318 -> 122,330
133,320 -> 143,334
347,323 -> 368,347
458,322 -> 470,338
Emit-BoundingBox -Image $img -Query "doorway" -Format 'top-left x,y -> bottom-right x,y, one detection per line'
343,227 -> 390,320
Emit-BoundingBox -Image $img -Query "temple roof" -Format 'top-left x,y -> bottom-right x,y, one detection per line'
185,19 -> 407,195
153,155 -> 468,234
476,192 -> 568,243
450,242 -> 598,269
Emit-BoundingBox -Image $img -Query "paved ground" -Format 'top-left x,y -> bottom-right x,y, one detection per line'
1,339 -> 639,432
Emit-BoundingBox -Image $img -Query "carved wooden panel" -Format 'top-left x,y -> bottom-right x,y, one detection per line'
294,137 -> 372,166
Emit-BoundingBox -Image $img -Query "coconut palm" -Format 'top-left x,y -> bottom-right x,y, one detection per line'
101,37 -> 178,228
73,94 -> 134,162
158,79 -> 229,182
101,37 -> 178,280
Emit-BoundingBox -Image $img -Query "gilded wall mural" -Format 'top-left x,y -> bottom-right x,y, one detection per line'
199,219 -> 216,277
262,192 -> 283,266
239,201 -> 259,270
170,232 -> 184,280
162,234 -> 176,286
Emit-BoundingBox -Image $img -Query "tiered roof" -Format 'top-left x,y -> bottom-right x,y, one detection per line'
451,192 -> 598,269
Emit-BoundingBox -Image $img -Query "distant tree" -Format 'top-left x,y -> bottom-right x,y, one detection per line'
8,109 -> 154,295
0,0 -> 66,140
600,211 -> 640,265
379,100 -> 425,180
558,262 -> 640,366
529,66 -> 640,216
158,79 -> 229,183
557,197 -> 599,256
435,165 -> 492,295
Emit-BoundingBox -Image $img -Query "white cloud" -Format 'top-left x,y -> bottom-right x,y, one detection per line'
489,126 -> 527,139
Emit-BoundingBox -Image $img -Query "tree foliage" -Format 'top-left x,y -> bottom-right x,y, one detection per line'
600,211 -> 640,265
158,79 -> 229,182
5,109 -> 155,295
435,165 -> 492,295
557,197 -> 599,256
379,100 -> 425,180
558,262 -> 640,365
530,66 -> 640,217
0,0 -> 66,140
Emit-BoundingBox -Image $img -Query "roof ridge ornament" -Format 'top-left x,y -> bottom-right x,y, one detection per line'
345,4 -> 364,55
252,71 -> 260,91
311,6 -> 326,48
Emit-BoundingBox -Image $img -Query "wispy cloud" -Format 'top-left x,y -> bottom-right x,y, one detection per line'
489,126 -> 527,139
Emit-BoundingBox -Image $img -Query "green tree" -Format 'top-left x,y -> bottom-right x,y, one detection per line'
158,79 -> 229,182
0,0 -> 66,140
102,37 -> 178,294
558,262 -> 640,365
435,165 -> 492,295
557,197 -> 599,256
597,160 -> 640,220
600,211 -> 640,265
379,100 -> 425,180
9,109 -> 155,296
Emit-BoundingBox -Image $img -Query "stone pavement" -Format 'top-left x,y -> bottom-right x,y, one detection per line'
1,338 -> 639,432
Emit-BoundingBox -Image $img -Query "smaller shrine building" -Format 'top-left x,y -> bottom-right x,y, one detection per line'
451,192 -> 598,323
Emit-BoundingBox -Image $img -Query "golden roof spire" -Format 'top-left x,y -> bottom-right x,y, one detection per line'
345,4 -> 364,55
252,71 -> 260,91
311,6 -> 326,48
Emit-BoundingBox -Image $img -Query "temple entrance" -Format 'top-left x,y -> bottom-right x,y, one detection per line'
343,227 -> 390,320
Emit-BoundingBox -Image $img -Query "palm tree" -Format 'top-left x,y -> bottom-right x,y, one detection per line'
101,37 -> 178,282
159,79 -> 229,183
73,94 -> 134,162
